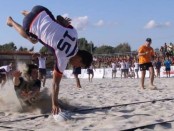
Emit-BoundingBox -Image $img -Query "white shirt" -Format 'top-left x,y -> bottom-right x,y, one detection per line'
134,62 -> 139,70
111,63 -> 117,70
30,11 -> 78,73
0,65 -> 11,73
38,57 -> 46,69
120,62 -> 126,69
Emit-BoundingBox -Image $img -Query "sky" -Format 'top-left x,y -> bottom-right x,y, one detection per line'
1,0 -> 174,52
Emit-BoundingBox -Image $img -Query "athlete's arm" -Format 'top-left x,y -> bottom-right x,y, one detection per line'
51,70 -> 62,114
12,70 -> 22,86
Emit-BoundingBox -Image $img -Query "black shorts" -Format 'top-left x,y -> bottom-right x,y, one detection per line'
139,62 -> 153,71
112,70 -> 117,73
23,5 -> 55,39
87,69 -> 93,74
73,67 -> 81,75
39,68 -> 46,75
165,68 -> 171,71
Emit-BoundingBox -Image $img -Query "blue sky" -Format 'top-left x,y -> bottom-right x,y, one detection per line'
1,0 -> 174,52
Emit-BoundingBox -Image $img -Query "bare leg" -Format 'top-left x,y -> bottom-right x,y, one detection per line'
140,70 -> 146,89
42,75 -> 46,87
7,16 -> 38,44
149,67 -> 154,86
74,74 -> 81,88
91,73 -> 94,82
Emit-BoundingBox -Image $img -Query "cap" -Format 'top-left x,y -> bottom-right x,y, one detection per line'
146,38 -> 152,43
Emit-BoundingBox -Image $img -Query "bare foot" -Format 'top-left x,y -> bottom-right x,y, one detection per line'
7,16 -> 13,27
149,85 -> 157,90
21,10 -> 29,16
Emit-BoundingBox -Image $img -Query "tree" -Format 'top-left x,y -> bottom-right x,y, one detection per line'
114,43 -> 131,53
94,45 -> 114,54
18,46 -> 28,52
0,42 -> 17,51
39,45 -> 53,54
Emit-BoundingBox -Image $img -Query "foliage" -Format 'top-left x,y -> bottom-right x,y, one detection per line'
94,45 -> 114,54
0,39 -> 132,55
0,42 -> 17,51
114,43 -> 131,53
18,46 -> 28,52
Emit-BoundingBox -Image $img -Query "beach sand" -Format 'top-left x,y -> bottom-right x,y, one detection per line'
0,77 -> 174,131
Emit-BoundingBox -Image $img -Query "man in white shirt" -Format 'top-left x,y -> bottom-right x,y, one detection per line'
32,52 -> 47,87
111,62 -> 117,78
119,60 -> 126,79
7,5 -> 93,115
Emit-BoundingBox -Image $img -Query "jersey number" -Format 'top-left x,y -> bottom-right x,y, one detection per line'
57,31 -> 76,54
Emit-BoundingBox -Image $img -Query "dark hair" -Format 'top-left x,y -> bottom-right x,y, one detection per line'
26,64 -> 38,75
146,38 -> 152,43
77,50 -> 93,68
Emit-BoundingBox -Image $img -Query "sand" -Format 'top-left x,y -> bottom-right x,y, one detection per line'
0,77 -> 174,131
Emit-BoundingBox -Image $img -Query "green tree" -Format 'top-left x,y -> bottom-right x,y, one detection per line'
0,42 -> 17,51
94,45 -> 114,54
114,43 -> 131,53
18,46 -> 28,52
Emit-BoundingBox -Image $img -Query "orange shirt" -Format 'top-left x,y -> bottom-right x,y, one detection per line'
138,45 -> 155,64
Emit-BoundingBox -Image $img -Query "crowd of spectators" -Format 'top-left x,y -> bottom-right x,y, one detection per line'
92,42 -> 174,69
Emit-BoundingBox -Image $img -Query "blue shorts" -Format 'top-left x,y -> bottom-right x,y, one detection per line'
165,68 -> 171,71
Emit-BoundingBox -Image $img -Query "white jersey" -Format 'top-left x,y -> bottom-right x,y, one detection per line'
38,57 -> 46,69
30,11 -> 78,73
134,62 -> 139,70
120,62 -> 126,69
0,65 -> 11,73
111,63 -> 117,70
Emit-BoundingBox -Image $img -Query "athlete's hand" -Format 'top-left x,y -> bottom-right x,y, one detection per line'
12,70 -> 22,78
56,15 -> 71,27
52,104 -> 61,115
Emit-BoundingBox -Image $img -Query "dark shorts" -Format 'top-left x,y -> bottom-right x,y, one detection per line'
165,68 -> 171,71
73,67 -> 81,75
121,69 -> 125,72
125,69 -> 129,73
135,69 -> 139,72
139,62 -> 153,71
112,70 -> 117,73
23,5 -> 55,39
87,69 -> 93,74
39,68 -> 46,75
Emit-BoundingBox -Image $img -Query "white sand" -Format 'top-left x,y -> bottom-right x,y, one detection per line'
1,77 -> 174,131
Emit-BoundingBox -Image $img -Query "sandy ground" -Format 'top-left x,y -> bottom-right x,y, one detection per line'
1,77 -> 174,131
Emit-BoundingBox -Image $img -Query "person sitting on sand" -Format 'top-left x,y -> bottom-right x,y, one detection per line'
13,64 -> 41,105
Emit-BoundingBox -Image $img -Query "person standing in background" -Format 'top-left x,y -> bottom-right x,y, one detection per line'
134,59 -> 139,78
87,62 -> 95,82
164,57 -> 172,78
138,38 -> 155,89
32,52 -> 47,87
111,61 -> 117,79
154,57 -> 162,78
72,67 -> 82,88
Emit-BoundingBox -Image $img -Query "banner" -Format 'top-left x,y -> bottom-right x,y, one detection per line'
63,66 -> 174,79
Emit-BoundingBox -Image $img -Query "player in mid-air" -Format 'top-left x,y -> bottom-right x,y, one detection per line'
7,5 -> 93,115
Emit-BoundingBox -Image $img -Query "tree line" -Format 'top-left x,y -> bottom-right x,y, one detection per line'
0,38 -> 132,55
